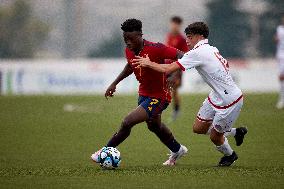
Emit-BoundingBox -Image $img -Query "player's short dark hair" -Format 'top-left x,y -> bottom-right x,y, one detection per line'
184,22 -> 209,38
171,16 -> 183,24
121,18 -> 142,32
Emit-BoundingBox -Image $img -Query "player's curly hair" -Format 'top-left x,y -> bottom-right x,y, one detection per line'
171,16 -> 183,24
184,22 -> 209,38
121,18 -> 142,32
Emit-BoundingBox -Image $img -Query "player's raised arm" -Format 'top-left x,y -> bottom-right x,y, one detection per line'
105,63 -> 133,99
132,55 -> 180,74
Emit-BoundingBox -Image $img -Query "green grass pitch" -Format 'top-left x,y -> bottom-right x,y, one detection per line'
0,94 -> 283,188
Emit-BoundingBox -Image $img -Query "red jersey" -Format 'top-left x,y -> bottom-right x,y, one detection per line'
125,40 -> 178,102
166,33 -> 188,52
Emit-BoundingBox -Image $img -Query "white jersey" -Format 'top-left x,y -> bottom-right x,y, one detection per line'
276,25 -> 284,59
177,39 -> 242,107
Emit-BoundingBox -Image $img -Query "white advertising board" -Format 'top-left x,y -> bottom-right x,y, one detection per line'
0,59 -> 279,95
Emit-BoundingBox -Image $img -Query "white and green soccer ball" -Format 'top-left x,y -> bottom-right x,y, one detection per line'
95,147 -> 121,169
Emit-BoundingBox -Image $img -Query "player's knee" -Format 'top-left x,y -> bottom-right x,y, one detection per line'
121,117 -> 133,130
193,124 -> 205,134
147,123 -> 159,133
147,120 -> 161,133
147,125 -> 155,132
192,124 -> 199,133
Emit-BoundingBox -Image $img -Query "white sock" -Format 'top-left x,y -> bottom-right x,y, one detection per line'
224,128 -> 236,137
216,137 -> 233,156
206,125 -> 213,135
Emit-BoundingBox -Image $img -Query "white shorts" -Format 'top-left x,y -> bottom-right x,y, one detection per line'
197,97 -> 243,133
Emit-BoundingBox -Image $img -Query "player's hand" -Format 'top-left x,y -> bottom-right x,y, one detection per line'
105,84 -> 116,99
132,54 -> 151,68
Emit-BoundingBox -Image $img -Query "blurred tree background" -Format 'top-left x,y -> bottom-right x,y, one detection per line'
0,0 -> 49,58
207,0 -> 284,58
206,0 -> 251,58
259,0 -> 284,57
0,0 -> 282,59
88,32 -> 124,58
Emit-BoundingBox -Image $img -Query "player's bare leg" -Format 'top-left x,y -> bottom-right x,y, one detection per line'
192,118 -> 212,134
106,106 -> 148,147
276,75 -> 284,109
93,103 -> 187,165
193,118 -> 247,146
146,115 -> 181,152
146,115 -> 187,166
192,117 -> 242,166
92,106 -> 148,163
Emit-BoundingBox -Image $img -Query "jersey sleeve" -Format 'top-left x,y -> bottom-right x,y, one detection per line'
177,51 -> 202,71
158,43 -> 178,60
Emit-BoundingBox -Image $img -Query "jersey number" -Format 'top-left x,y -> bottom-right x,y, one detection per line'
214,52 -> 229,72
148,99 -> 159,112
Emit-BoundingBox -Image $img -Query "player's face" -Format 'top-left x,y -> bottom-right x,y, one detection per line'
169,22 -> 181,33
123,31 -> 143,52
186,34 -> 200,49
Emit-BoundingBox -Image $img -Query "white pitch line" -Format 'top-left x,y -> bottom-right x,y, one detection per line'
63,103 -> 102,113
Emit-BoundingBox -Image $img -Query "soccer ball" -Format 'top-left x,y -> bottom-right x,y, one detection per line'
95,147 -> 121,169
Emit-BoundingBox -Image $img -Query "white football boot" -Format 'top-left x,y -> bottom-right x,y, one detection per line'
163,145 -> 188,166
91,147 -> 106,163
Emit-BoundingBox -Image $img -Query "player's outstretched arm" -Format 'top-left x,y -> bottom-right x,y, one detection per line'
132,55 -> 180,74
105,63 -> 133,99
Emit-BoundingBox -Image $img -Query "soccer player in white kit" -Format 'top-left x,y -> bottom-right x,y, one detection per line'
133,22 -> 247,166
275,16 -> 284,109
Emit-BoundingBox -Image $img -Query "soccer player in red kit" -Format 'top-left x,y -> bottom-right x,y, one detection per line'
166,16 -> 189,121
91,19 -> 187,166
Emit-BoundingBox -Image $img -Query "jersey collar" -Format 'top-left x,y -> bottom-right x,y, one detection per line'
133,39 -> 146,56
193,39 -> 208,50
